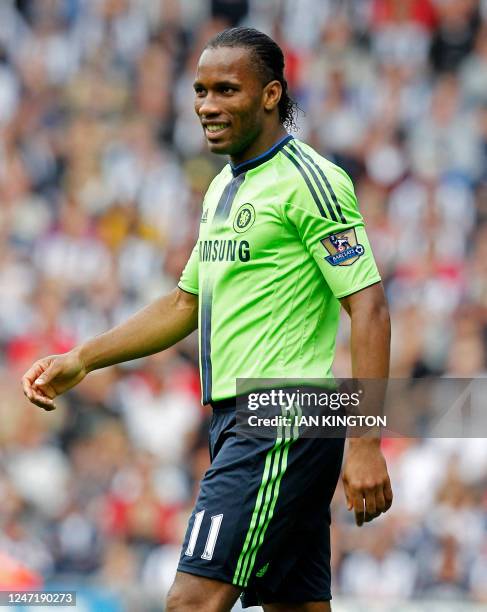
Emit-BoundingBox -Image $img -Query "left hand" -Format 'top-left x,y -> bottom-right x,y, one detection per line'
342,439 -> 393,527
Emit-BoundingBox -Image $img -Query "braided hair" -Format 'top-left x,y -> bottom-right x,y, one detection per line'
205,27 -> 299,130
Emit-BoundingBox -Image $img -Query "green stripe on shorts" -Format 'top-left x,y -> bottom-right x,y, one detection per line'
233,404 -> 301,587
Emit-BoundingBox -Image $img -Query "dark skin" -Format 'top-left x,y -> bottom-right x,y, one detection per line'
193,46 -> 287,164
340,284 -> 393,527
166,287 -> 392,612
22,45 -> 392,612
168,47 -> 392,612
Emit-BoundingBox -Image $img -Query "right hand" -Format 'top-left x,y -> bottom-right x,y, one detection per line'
21,349 -> 88,411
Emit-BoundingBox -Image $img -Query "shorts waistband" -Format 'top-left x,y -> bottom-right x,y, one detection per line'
210,397 -> 237,412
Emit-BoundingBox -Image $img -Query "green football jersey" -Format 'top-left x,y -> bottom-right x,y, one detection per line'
179,135 -> 380,403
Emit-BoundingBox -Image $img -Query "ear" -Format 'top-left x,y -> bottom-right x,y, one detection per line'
263,80 -> 282,112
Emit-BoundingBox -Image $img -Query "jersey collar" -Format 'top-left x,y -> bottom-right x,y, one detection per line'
230,134 -> 294,177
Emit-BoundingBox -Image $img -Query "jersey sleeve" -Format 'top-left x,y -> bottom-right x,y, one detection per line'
178,241 -> 199,295
283,161 -> 380,299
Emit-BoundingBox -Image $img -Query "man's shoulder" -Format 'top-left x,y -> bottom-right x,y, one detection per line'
287,139 -> 353,188
276,138 -> 356,209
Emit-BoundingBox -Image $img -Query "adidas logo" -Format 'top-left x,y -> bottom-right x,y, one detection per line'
256,562 -> 269,578
201,209 -> 208,223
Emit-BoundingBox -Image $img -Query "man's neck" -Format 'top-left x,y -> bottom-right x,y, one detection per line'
230,125 -> 288,167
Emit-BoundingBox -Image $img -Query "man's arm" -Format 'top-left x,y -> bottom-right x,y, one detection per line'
22,288 -> 198,411
340,281 -> 393,526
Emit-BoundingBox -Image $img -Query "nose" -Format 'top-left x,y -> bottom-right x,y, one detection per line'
196,92 -> 220,118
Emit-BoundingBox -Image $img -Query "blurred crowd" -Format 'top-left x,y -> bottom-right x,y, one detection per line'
0,0 -> 487,608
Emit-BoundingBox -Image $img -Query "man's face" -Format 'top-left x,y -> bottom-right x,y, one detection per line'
193,46 -> 267,157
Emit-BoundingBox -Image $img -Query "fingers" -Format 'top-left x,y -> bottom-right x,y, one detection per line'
344,480 -> 393,526
343,446 -> 394,527
343,479 -> 353,511
352,491 -> 365,527
21,360 -> 57,411
384,477 -> 393,511
22,362 -> 45,388
33,396 -> 56,411
33,361 -> 59,387
375,487 -> 386,514
364,489 -> 378,522
22,382 -> 56,411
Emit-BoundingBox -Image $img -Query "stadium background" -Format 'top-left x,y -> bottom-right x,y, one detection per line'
0,0 -> 486,610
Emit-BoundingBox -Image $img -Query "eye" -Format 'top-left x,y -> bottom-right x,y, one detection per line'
220,86 -> 236,95
194,86 -> 206,96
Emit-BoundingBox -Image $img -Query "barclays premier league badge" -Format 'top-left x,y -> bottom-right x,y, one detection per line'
321,229 -> 364,266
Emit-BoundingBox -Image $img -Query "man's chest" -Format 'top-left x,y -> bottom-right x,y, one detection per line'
198,174 -> 286,267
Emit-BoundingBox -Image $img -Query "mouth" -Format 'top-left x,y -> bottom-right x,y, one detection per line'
203,123 -> 230,139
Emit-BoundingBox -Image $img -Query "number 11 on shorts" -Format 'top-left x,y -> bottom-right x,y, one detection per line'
185,511 -> 223,560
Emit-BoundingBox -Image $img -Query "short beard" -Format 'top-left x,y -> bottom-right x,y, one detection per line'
226,122 -> 262,159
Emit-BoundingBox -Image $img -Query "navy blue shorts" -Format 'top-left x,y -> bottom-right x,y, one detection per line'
177,401 -> 345,607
